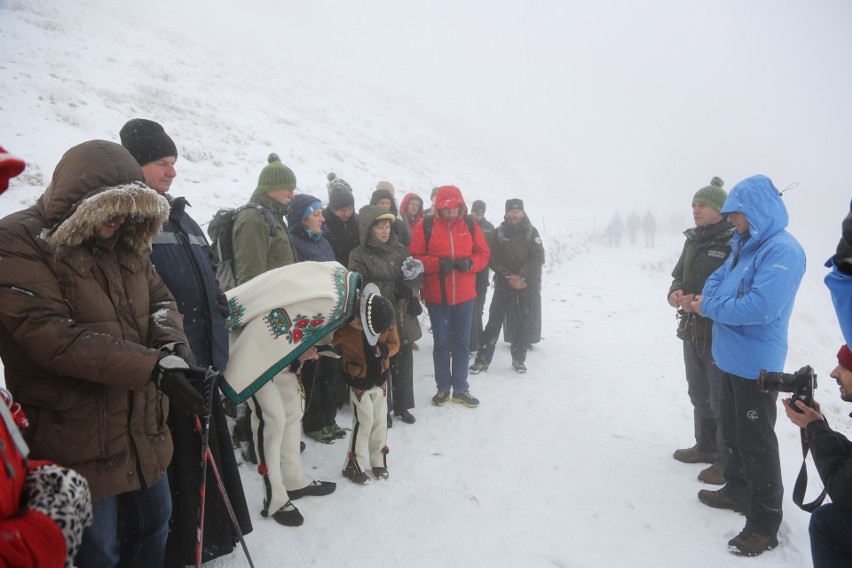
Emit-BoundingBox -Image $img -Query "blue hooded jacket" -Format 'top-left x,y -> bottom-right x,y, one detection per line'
700,175 -> 806,379
825,256 -> 852,346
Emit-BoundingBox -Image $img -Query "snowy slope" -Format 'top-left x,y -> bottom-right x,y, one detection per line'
2,1 -> 851,567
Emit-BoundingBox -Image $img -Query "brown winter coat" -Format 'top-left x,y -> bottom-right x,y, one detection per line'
0,140 -> 186,500
331,323 -> 400,390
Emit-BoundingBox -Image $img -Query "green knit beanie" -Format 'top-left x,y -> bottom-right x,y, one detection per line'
257,153 -> 297,192
692,177 -> 726,212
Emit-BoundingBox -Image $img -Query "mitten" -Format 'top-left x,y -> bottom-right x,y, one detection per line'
25,464 -> 93,567
401,257 -> 424,280
395,280 -> 413,300
439,258 -> 455,274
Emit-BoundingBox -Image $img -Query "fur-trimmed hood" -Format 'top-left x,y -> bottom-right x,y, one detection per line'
36,140 -> 169,257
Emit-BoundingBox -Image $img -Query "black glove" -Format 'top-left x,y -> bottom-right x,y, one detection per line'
395,280 -> 413,300
454,258 -> 473,273
172,343 -> 197,366
837,202 -> 852,274
153,354 -> 206,416
439,258 -> 455,274
217,290 -> 231,318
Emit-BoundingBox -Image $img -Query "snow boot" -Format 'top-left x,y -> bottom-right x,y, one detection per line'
727,526 -> 778,556
469,361 -> 488,374
512,360 -> 527,374
697,486 -> 745,514
698,462 -> 726,485
673,444 -> 715,464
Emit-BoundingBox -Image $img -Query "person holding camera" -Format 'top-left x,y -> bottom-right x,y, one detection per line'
692,174 -> 806,556
668,178 -> 734,484
783,345 -> 852,567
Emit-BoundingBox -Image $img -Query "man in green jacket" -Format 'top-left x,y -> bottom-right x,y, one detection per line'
667,177 -> 734,485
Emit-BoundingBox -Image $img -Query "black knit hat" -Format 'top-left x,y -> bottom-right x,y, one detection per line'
119,118 -> 178,166
505,198 -> 524,213
471,200 -> 486,214
328,186 -> 354,211
360,283 -> 395,346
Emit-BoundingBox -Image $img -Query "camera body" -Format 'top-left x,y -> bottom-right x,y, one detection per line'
757,365 -> 817,413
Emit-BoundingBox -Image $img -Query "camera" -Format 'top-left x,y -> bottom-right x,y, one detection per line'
757,365 -> 817,413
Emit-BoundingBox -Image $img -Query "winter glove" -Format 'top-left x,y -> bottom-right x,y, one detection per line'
25,464 -> 93,567
171,342 -> 196,366
395,280 -> 413,300
836,202 -> 852,274
454,258 -> 473,273
216,290 -> 231,318
439,258 -> 456,274
401,256 -> 424,281
152,354 -> 207,416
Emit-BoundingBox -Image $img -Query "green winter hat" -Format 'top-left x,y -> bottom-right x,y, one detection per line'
692,177 -> 726,212
257,153 -> 297,192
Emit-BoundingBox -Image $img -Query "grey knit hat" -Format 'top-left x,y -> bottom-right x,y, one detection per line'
119,118 -> 178,166
471,200 -> 486,214
693,177 -> 726,212
257,153 -> 297,192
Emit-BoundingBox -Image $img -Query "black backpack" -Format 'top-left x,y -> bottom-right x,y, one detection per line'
208,203 -> 277,291
421,213 -> 476,250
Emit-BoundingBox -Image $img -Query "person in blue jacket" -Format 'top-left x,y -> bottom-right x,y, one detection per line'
120,119 -> 252,566
692,174 -> 806,557
825,200 -> 852,345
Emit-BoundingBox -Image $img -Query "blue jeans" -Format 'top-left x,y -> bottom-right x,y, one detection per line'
810,503 -> 852,567
427,300 -> 474,394
76,473 -> 172,568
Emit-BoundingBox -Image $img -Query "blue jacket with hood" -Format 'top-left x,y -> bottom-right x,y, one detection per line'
700,175 -> 806,379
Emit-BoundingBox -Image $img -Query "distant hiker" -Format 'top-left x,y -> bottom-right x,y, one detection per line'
468,199 -> 495,353
348,205 -> 424,427
0,140 -> 205,566
121,118 -> 251,566
606,212 -> 623,247
410,185 -> 490,408
693,175 -> 806,556
470,199 -> 544,375
626,211 -> 641,244
324,173 -> 359,268
232,156 -> 336,528
667,177 -> 733,487
332,285 -> 399,483
643,210 -> 657,248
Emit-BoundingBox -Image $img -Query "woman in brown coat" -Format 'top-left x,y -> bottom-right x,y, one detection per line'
0,140 -> 199,566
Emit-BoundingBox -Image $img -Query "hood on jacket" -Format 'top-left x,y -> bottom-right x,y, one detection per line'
36,140 -> 169,257
434,185 -> 468,218
358,204 -> 397,246
369,188 -> 399,215
400,192 -> 424,224
720,175 -> 789,242
286,194 -> 323,229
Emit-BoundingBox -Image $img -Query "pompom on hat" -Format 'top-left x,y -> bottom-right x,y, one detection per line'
838,344 -> 852,371
257,153 -> 297,193
119,118 -> 178,166
359,283 -> 395,346
327,172 -> 353,194
693,177 -> 727,213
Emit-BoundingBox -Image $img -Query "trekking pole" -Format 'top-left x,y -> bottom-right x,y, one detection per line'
193,369 -> 256,568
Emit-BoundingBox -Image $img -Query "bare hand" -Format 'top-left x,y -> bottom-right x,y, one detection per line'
691,295 -> 704,317
678,294 -> 697,313
783,398 -> 823,429
668,289 -> 683,308
506,275 -> 527,289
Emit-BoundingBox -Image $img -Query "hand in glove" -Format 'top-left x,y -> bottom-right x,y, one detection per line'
395,280 -> 413,300
153,354 -> 207,416
439,258 -> 456,274
837,202 -> 852,274
401,256 -> 424,280
454,258 -> 473,273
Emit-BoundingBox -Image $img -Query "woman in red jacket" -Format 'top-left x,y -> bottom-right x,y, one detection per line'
410,185 -> 490,408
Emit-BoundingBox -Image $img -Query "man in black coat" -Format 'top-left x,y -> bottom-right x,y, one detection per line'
324,174 -> 360,269
468,200 -> 494,352
121,118 -> 252,566
784,345 -> 852,567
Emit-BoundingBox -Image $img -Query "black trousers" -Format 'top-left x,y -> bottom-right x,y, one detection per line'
390,342 -> 415,412
719,371 -> 783,535
477,284 -> 531,365
302,356 -> 342,432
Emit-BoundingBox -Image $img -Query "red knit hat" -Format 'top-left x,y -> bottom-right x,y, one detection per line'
0,146 -> 26,194
838,344 -> 852,371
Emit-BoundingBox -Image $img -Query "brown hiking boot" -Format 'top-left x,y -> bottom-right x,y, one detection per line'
697,486 -> 745,514
698,463 -> 726,485
728,526 -> 778,556
673,444 -> 715,464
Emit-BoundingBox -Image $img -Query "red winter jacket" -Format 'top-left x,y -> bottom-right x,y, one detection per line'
1,404 -> 65,568
410,185 -> 490,305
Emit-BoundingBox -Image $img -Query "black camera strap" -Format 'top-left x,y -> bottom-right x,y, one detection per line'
793,425 -> 828,513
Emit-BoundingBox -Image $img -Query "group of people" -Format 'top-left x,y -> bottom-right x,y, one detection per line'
0,119 -> 545,567
606,210 -> 657,247
668,175 -> 852,564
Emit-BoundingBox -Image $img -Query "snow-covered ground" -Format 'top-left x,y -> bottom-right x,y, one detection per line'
2,1 -> 852,566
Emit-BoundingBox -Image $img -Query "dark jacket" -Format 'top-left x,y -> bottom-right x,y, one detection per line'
473,217 -> 495,294
807,415 -> 852,509
0,140 -> 184,500
287,194 -> 335,262
489,215 -> 545,289
151,195 -> 229,371
668,219 -> 734,341
323,206 -> 360,267
410,186 -> 490,305
232,190 -> 297,285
